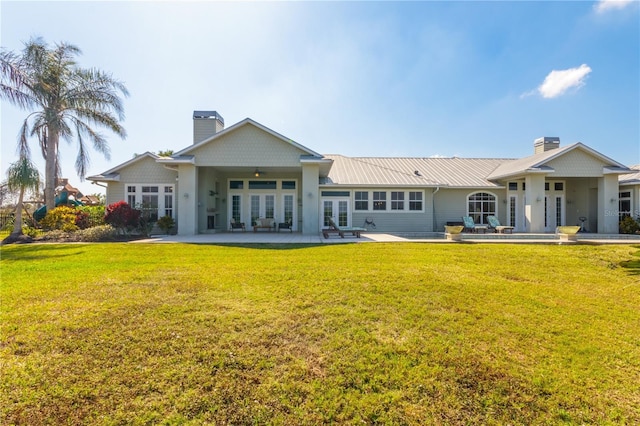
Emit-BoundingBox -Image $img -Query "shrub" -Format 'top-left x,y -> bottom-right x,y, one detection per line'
40,206 -> 78,232
75,225 -> 117,242
619,216 -> 640,234
104,201 -> 140,234
157,215 -> 175,234
74,209 -> 91,229
77,205 -> 106,227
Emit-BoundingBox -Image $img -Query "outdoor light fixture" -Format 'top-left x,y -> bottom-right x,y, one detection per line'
254,169 -> 261,177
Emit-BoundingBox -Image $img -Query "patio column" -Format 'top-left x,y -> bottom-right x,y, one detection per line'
177,164 -> 198,236
524,174 -> 545,233
301,163 -> 320,235
597,173 -> 619,234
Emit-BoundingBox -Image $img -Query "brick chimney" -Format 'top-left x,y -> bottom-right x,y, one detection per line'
534,137 -> 560,154
193,111 -> 224,144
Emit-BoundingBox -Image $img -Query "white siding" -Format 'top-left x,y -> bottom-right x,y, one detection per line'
545,150 -> 607,177
190,125 -> 307,167
105,156 -> 177,205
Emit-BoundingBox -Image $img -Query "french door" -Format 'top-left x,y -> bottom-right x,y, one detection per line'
250,194 -> 275,229
321,198 -> 350,228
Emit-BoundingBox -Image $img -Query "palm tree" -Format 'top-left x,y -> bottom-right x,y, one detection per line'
0,37 -> 128,212
4,156 -> 40,239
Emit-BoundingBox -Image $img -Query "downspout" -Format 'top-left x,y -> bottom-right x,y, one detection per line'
432,186 -> 440,232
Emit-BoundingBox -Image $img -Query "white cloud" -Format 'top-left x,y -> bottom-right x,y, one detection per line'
536,64 -> 592,99
594,0 -> 635,13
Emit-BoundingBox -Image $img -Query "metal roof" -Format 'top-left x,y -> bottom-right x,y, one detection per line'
619,164 -> 640,185
323,155 -> 510,188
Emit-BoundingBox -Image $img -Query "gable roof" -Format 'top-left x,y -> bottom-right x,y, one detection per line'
174,118 -> 324,158
487,142 -> 630,180
322,155 -> 510,187
619,164 -> 640,186
87,152 -> 162,182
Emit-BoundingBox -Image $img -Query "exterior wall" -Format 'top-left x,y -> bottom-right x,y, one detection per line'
302,163 -> 320,235
545,150 -> 607,177
189,124 -> 307,167
345,188 -> 433,232
524,174 -> 546,232
105,156 -> 178,205
193,117 -> 223,144
433,188 -> 507,232
598,174 -> 619,233
177,164 -> 198,235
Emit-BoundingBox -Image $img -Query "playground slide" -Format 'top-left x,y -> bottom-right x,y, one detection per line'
33,192 -> 83,221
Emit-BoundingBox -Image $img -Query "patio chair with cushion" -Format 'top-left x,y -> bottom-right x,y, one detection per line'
322,217 -> 366,238
230,218 -> 246,232
486,215 -> 514,234
462,216 -> 477,233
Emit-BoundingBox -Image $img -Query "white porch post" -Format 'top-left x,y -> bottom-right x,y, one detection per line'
301,163 -> 320,235
525,174 -> 546,233
177,164 -> 198,236
598,173 -> 619,233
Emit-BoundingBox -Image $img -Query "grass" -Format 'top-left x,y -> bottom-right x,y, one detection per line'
1,243 -> 639,425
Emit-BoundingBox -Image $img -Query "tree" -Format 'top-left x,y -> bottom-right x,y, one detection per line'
0,37 -> 129,212
157,149 -> 174,157
4,156 -> 40,239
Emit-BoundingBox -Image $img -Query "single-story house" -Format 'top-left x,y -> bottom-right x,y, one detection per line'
88,110 -> 638,236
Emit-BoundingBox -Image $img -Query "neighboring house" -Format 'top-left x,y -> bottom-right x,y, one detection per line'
88,111 -> 635,236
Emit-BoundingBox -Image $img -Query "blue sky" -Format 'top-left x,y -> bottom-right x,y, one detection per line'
1,0 -> 638,195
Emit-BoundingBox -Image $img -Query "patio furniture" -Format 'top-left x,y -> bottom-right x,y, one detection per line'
253,218 -> 275,232
486,215 -> 514,234
230,218 -> 245,232
278,219 -> 293,232
322,217 -> 366,238
462,216 -> 478,233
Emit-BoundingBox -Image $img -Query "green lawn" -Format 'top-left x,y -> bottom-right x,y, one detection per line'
1,243 -> 639,425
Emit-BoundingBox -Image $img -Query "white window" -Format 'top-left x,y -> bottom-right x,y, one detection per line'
409,191 -> 423,211
125,184 -> 175,220
373,192 -> 387,210
355,191 -> 368,211
619,191 -> 631,218
391,192 -> 405,210
467,192 -> 496,225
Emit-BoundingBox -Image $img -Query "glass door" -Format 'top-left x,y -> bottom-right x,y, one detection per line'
321,198 -> 349,228
250,194 -> 275,229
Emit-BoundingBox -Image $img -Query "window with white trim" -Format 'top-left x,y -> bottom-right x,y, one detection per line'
409,191 -> 423,211
467,192 -> 496,225
391,192 -> 405,210
373,191 -> 386,210
125,184 -> 175,220
619,191 -> 631,219
355,191 -> 369,210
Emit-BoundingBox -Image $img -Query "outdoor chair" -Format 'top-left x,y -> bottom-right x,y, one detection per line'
462,216 -> 478,233
278,219 -> 293,232
486,215 -> 514,234
322,217 -> 366,238
230,218 -> 246,232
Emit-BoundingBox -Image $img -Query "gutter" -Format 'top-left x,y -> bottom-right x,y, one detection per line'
432,186 -> 440,232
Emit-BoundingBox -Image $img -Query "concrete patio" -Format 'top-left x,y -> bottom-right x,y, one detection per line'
133,232 -> 640,245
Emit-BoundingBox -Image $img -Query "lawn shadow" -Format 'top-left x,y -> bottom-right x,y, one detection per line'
0,244 -> 86,261
186,243 -> 327,250
620,245 -> 640,276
